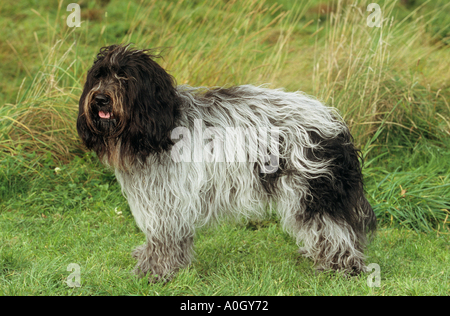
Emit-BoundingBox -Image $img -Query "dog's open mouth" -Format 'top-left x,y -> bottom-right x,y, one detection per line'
98,111 -> 114,120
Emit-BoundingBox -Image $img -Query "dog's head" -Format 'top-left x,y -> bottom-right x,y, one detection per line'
77,44 -> 180,168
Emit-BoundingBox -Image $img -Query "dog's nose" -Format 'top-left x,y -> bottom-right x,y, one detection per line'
95,94 -> 109,106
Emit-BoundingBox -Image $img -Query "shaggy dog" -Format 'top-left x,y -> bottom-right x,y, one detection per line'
77,44 -> 376,282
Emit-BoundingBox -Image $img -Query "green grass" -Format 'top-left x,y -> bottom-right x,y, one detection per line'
1,149 -> 449,295
365,137 -> 450,233
1,0 -> 450,295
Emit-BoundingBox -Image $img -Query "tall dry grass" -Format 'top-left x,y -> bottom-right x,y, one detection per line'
1,0 -> 449,163
288,0 -> 450,145
1,0 -> 304,163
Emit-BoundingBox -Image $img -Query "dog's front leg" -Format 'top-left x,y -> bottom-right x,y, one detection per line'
132,233 -> 194,283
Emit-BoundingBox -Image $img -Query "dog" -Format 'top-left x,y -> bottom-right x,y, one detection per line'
77,44 -> 376,282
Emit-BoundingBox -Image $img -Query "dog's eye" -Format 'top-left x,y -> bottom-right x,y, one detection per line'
116,73 -> 128,84
93,71 -> 105,79
93,67 -> 108,79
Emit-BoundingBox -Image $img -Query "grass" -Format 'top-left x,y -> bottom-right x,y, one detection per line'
365,136 -> 450,233
1,0 -> 450,295
1,154 -> 449,295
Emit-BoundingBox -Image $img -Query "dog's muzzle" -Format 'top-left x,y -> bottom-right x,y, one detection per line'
94,93 -> 114,120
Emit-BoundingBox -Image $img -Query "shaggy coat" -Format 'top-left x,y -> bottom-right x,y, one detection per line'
77,44 -> 376,282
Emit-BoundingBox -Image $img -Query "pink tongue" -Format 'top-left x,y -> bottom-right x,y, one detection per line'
99,111 -> 111,119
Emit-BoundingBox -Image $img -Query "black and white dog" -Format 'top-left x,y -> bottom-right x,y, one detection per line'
77,44 -> 376,282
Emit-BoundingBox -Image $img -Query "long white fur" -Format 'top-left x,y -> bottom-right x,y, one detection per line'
113,85 -> 365,277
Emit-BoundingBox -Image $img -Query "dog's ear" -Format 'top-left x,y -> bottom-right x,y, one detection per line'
120,49 -> 181,163
77,62 -> 99,151
77,76 -> 107,158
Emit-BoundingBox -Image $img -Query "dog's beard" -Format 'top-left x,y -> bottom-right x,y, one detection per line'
91,106 -> 118,136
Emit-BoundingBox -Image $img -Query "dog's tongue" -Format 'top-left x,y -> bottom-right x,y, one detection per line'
99,111 -> 111,119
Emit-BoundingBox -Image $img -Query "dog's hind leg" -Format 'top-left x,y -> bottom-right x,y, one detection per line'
288,129 -> 376,274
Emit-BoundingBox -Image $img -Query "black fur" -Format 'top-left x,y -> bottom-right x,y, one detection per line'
298,129 -> 376,240
77,45 -> 181,167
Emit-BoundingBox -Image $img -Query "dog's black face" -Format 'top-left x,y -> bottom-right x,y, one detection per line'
77,45 -> 180,168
